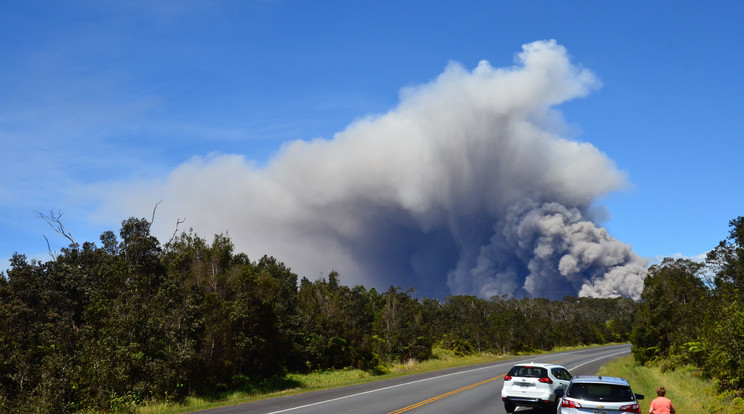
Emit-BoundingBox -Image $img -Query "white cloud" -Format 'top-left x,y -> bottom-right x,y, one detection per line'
97,40 -> 645,299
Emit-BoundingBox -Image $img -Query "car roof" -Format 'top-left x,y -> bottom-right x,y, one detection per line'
570,375 -> 630,386
511,363 -> 566,369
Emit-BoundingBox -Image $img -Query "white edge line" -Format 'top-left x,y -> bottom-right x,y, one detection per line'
265,362 -> 513,414
568,350 -> 630,371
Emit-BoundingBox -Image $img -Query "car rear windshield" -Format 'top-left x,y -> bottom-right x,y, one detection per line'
508,366 -> 548,378
566,383 -> 634,402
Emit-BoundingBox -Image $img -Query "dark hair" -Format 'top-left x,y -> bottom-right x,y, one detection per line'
656,386 -> 666,396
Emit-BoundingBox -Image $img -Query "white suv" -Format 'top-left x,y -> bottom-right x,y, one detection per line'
501,363 -> 572,413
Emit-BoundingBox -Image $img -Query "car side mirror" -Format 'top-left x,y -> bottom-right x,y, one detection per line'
555,389 -> 564,398
635,393 -> 644,400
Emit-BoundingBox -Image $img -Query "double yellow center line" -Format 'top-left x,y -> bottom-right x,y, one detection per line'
386,375 -> 504,414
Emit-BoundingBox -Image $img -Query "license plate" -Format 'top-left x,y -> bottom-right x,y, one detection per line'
593,411 -> 607,414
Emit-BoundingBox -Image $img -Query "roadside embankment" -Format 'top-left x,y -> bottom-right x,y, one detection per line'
598,356 -> 744,413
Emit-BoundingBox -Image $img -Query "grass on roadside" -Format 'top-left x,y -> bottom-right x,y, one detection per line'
598,356 -> 744,413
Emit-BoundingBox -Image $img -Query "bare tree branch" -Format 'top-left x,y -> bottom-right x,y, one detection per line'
34,209 -> 78,253
43,234 -> 57,260
149,200 -> 163,231
167,217 -> 186,246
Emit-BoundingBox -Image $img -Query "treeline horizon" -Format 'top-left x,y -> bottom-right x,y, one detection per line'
1,216 -> 637,412
631,216 -> 744,400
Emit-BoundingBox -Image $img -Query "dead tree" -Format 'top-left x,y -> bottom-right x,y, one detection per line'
34,209 -> 78,259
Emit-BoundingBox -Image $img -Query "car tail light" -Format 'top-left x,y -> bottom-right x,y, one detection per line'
504,375 -> 512,381
538,377 -> 553,384
560,399 -> 582,408
619,403 -> 640,413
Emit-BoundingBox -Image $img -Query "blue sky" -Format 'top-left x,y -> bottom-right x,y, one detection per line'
2,1 -> 743,292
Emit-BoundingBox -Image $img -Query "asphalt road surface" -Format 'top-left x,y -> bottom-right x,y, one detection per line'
196,344 -> 631,414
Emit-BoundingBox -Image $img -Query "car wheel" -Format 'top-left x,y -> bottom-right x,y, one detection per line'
503,401 -> 515,413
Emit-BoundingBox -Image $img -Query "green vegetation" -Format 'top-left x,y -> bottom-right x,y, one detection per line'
630,216 -> 744,410
599,356 -> 744,413
0,215 -> 637,412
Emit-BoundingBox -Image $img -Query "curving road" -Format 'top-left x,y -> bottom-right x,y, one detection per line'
197,344 -> 631,414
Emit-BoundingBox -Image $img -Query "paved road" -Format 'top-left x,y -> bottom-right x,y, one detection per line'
197,344 -> 631,414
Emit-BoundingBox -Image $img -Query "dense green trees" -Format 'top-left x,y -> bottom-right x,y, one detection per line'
631,216 -> 744,395
296,272 -> 380,371
630,258 -> 706,365
0,217 -> 637,412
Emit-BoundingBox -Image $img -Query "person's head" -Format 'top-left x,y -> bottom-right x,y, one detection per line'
656,386 -> 666,397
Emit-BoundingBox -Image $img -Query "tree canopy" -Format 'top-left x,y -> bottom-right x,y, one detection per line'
1,217 -> 637,412
631,216 -> 744,396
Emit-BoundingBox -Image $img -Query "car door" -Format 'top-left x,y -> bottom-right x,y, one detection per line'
551,368 -> 572,392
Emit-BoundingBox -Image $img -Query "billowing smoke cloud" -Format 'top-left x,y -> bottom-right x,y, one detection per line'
451,199 -> 646,300
103,40 -> 647,300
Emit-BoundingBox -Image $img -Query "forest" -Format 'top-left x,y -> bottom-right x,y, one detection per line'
631,216 -> 744,398
0,215 -> 637,412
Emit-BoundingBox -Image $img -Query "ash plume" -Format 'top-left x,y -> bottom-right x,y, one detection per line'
104,40 -> 647,300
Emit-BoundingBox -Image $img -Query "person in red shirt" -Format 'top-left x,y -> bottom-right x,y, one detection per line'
649,386 -> 676,414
